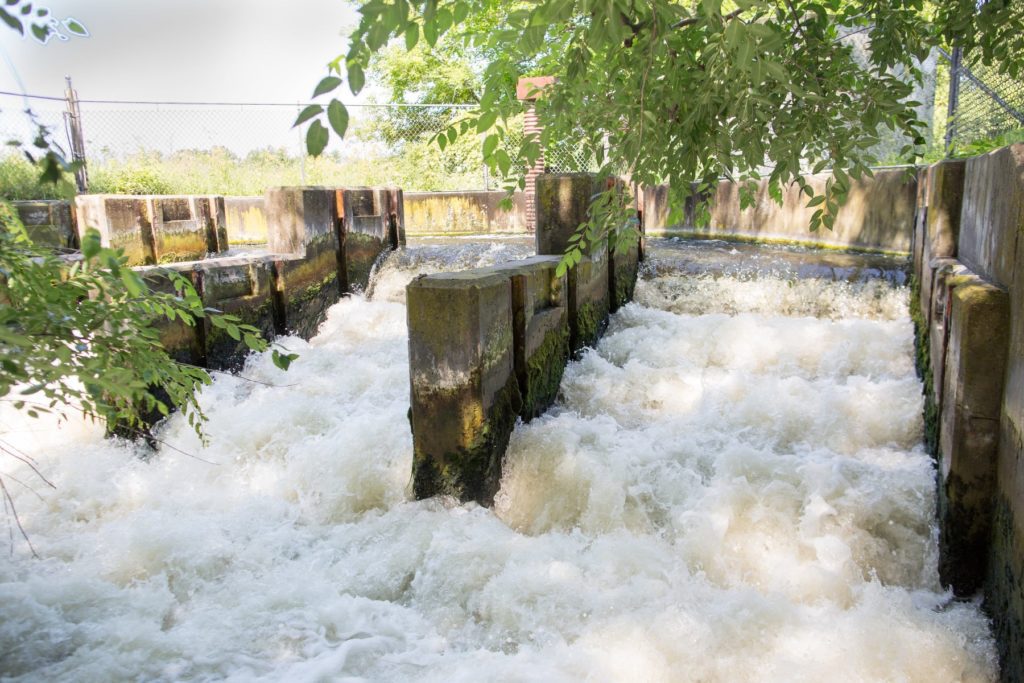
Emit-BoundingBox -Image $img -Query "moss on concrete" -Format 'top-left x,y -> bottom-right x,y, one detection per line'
411,372 -> 523,506
909,274 -> 940,456
574,299 -> 606,351
521,325 -> 570,421
986,494 -> 1024,682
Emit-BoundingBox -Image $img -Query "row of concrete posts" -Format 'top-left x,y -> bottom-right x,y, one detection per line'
913,144 -> 1024,681
406,174 -> 641,506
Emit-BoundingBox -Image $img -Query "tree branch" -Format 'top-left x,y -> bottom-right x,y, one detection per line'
672,7 -> 744,30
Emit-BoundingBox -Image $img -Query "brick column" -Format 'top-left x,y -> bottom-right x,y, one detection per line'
516,77 -> 554,232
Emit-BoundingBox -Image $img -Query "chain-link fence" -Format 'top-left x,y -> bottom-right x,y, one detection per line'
935,48 -> 1024,155
0,90 -> 597,196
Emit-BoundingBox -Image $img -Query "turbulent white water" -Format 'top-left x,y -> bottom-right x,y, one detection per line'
0,239 -> 997,682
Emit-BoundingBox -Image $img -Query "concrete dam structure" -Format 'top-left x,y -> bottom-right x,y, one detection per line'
1,153 -> 1022,680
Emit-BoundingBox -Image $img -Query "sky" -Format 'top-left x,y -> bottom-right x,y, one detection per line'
0,0 -> 359,103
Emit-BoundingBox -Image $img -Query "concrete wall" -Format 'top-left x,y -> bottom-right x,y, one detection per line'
404,191 -> 528,235
912,143 -> 1024,681
10,200 -> 77,250
75,195 -> 228,266
223,196 -> 268,245
406,173 -> 640,506
644,168 -> 917,253
133,185 -> 405,371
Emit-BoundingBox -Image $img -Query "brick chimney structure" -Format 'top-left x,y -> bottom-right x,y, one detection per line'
516,76 -> 554,232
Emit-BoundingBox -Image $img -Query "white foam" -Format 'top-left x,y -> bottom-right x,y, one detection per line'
0,245 -> 997,681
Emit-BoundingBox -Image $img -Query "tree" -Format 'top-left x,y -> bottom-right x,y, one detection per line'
300,0 -> 1024,257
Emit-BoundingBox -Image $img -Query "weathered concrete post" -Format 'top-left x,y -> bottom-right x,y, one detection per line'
265,187 -> 341,339
920,160 -> 966,330
938,279 -> 1010,595
492,256 -> 570,420
407,271 -> 520,505
535,173 -> 612,351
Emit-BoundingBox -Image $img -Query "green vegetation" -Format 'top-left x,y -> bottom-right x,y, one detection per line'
0,205 -> 284,444
298,0 -> 1023,262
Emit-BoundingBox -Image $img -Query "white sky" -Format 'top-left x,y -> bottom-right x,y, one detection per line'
0,0 -> 359,102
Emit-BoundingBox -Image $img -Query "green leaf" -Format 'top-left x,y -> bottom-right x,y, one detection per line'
81,229 -> 101,259
404,23 -> 419,50
476,109 -> 498,132
306,120 -> 329,156
293,104 -> 323,128
436,132 -> 448,151
0,8 -> 23,34
327,99 -> 349,138
452,2 -> 469,24
806,195 -> 825,207
347,62 -> 365,95
272,350 -> 300,371
313,75 -> 343,98
64,18 -> 87,36
423,20 -> 438,47
482,134 -> 499,158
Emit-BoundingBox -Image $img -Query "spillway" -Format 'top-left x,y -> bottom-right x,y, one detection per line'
0,237 -> 997,681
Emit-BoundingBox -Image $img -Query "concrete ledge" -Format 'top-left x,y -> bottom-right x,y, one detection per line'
938,278 -> 1010,596
11,200 -> 77,250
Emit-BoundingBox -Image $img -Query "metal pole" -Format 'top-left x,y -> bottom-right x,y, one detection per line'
944,47 -> 962,156
64,75 -> 88,192
297,102 -> 307,185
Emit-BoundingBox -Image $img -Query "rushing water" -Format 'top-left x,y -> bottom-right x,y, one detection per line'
0,238 -> 998,682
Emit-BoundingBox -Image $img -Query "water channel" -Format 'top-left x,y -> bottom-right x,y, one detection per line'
0,237 -> 998,681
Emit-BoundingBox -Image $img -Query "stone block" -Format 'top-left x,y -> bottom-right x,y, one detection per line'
492,256 -> 570,420
12,200 -> 77,250
76,195 -> 157,266
959,143 -> 1024,288
224,196 -> 268,245
265,187 -> 342,338
938,278 -> 1011,595
407,270 -> 520,505
569,251 -> 611,352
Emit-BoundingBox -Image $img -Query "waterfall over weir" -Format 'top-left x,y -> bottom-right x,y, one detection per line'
0,238 -> 998,681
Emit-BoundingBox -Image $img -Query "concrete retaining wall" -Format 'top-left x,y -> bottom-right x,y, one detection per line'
404,191 -> 527,235
134,185 -> 405,371
75,195 -> 228,266
10,200 -> 77,250
406,173 -> 639,505
644,168 -> 917,253
224,196 -> 268,245
911,143 -> 1024,681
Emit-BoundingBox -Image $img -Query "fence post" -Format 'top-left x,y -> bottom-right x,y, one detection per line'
944,47 -> 962,156
63,76 -> 88,192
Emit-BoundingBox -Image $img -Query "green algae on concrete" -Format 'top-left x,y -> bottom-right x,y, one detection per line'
938,279 -> 1011,596
407,269 -> 518,505
492,255 -> 570,421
